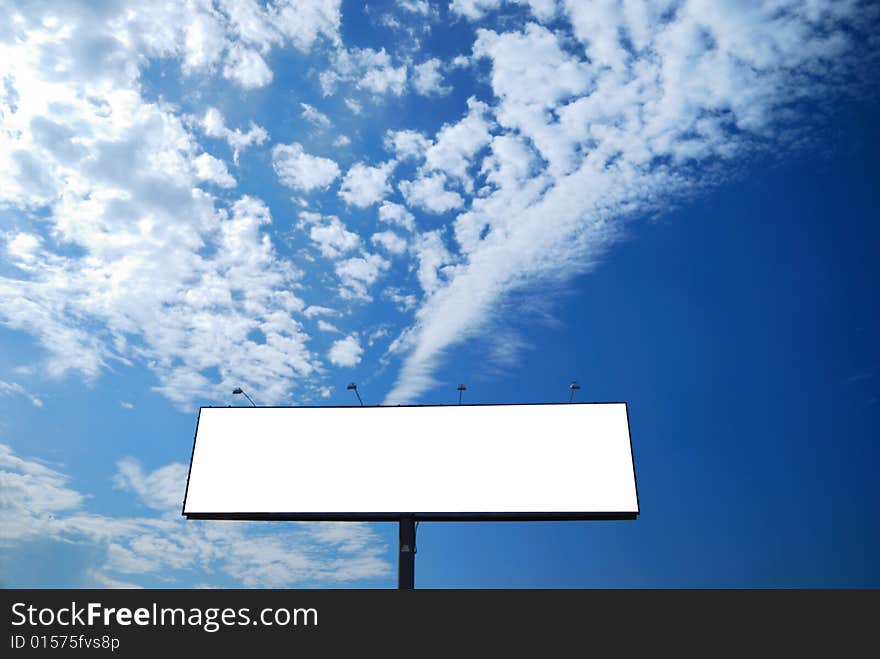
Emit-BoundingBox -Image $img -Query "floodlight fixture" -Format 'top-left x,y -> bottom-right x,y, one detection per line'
569,381 -> 581,403
232,387 -> 256,407
347,382 -> 363,406
457,384 -> 467,405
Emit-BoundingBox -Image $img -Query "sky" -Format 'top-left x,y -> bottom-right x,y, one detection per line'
0,0 -> 878,588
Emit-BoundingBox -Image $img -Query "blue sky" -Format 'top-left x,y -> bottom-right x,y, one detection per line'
0,0 -> 878,587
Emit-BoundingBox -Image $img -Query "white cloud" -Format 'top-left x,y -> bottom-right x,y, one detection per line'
113,458 -> 189,513
320,70 -> 340,95
371,230 -> 408,255
0,445 -> 84,544
451,0 -> 557,22
308,217 -> 361,258
323,47 -> 408,97
272,142 -> 340,192
196,107 -> 268,165
0,2 -> 338,98
472,22 -> 592,175
361,70 -> 407,96
303,305 -> 339,319
453,134 -> 540,252
272,0 -> 343,52
413,58 -> 451,96
358,52 -> 408,96
479,133 -> 536,190
222,44 -> 273,88
0,380 -> 43,408
411,230 -> 454,295
344,97 -> 363,114
193,152 -> 237,188
384,1 -> 871,404
333,134 -> 351,147
0,0 -> 872,429
383,288 -> 418,312
378,201 -> 416,232
0,8 -> 327,409
384,129 -> 431,161
182,12 -> 227,74
0,93 -> 319,408
120,401 -> 135,409
328,334 -> 363,367
317,319 -> 340,333
300,102 -> 332,129
422,96 -> 493,189
381,14 -> 404,31
296,210 -> 327,226
207,0 -> 341,56
219,0 -> 277,50
450,0 -> 500,19
0,443 -> 390,586
368,327 -> 390,346
6,233 -> 41,265
339,161 -> 396,207
399,173 -> 464,214
335,253 -> 390,301
398,0 -> 432,14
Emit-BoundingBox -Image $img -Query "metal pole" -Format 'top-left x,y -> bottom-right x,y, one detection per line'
398,516 -> 416,589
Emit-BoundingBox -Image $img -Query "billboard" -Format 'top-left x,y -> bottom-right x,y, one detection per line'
182,403 -> 639,521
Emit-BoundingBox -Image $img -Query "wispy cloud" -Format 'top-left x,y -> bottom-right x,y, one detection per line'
0,380 -> 43,408
382,1 -> 876,403
301,102 -> 333,129
0,444 -> 390,587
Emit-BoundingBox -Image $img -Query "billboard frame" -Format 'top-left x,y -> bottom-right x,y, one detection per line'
181,402 -> 640,522
181,401 -> 640,588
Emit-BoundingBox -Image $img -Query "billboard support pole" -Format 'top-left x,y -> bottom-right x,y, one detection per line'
398,516 -> 416,589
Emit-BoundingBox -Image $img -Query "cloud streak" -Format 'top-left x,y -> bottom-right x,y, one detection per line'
382,0 -> 876,403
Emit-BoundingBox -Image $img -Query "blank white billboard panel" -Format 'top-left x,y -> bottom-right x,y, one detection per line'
182,403 -> 639,521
